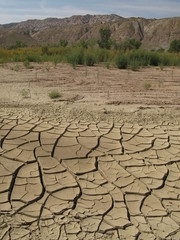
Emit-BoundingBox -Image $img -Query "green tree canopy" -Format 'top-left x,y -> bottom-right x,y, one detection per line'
169,39 -> 180,52
59,39 -> 68,47
119,38 -> 141,51
98,28 -> 112,49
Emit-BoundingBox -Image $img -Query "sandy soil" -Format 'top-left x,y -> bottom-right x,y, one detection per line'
0,63 -> 180,105
0,63 -> 180,239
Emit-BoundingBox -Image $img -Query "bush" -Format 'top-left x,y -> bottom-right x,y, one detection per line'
130,60 -> 139,71
169,39 -> 180,52
26,54 -> 41,62
23,60 -> 30,68
144,81 -> 151,90
59,39 -> 68,47
79,40 -> 88,49
115,55 -> 128,69
48,90 -> 62,99
67,48 -> 84,67
148,52 -> 160,66
128,50 -> 149,66
9,41 -> 27,49
53,56 -> 60,66
0,43 -> 179,68
12,54 -> 21,62
105,61 -> 110,69
119,39 -> 141,51
85,54 -> 96,66
41,46 -> 49,55
21,89 -> 30,98
96,49 -> 109,62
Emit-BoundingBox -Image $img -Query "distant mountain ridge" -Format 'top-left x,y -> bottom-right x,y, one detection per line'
0,14 -> 179,49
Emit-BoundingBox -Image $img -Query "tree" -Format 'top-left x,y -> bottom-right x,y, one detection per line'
98,28 -> 112,49
15,40 -> 26,48
119,39 -> 141,51
169,39 -> 180,52
59,39 -> 68,47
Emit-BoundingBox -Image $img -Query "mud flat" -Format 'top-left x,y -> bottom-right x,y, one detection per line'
0,64 -> 180,239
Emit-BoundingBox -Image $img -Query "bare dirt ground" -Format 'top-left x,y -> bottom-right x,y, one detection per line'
0,63 -> 180,239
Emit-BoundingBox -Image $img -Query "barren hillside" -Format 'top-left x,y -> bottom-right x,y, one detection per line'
0,14 -> 180,49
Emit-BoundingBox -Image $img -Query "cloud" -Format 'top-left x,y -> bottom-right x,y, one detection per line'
0,1 -> 102,24
39,4 -> 101,17
94,0 -> 180,18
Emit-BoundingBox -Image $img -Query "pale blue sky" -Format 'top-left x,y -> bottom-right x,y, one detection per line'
0,0 -> 179,24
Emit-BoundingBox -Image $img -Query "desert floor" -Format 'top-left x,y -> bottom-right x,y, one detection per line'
0,63 -> 180,239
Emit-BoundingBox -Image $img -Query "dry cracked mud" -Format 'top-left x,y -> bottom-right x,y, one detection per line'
0,64 -> 180,239
0,108 -> 180,240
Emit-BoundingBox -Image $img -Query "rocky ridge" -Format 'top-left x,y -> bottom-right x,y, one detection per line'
0,14 -> 179,49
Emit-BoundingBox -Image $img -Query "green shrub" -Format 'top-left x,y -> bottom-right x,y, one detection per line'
9,41 -> 27,49
119,39 -> 141,51
41,46 -> 49,55
48,90 -> 62,99
96,49 -> 109,62
59,39 -> 68,47
130,60 -> 139,71
149,52 -> 160,66
105,61 -> 110,69
26,54 -> 41,62
53,56 -> 61,66
144,81 -> 152,90
12,54 -> 21,62
79,39 -> 88,49
169,39 -> 180,52
85,54 -> 96,66
160,55 -> 169,66
11,64 -> 20,71
0,43 -> 179,68
21,89 -> 30,98
23,60 -> 30,68
67,48 -> 84,67
115,55 -> 128,69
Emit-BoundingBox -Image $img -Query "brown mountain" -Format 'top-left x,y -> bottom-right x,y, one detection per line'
0,14 -> 179,49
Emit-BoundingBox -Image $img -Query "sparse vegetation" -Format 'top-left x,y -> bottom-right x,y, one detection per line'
0,39 -> 179,70
11,64 -> 20,71
130,60 -> 140,71
21,89 -> 30,98
79,40 -> 88,49
48,90 -> 62,99
9,40 -> 27,49
144,81 -> 152,90
23,60 -> 31,68
41,46 -> 49,55
105,61 -> 110,69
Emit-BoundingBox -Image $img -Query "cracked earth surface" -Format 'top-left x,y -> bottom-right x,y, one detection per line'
0,109 -> 180,240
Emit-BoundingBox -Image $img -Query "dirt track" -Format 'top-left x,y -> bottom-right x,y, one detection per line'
0,64 -> 180,239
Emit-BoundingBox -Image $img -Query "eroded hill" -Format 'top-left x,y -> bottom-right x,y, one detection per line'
0,14 -> 180,49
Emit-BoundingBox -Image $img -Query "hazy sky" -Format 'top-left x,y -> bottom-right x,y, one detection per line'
0,0 -> 179,24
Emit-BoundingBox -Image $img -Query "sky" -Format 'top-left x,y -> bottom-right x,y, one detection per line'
0,0 -> 179,24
